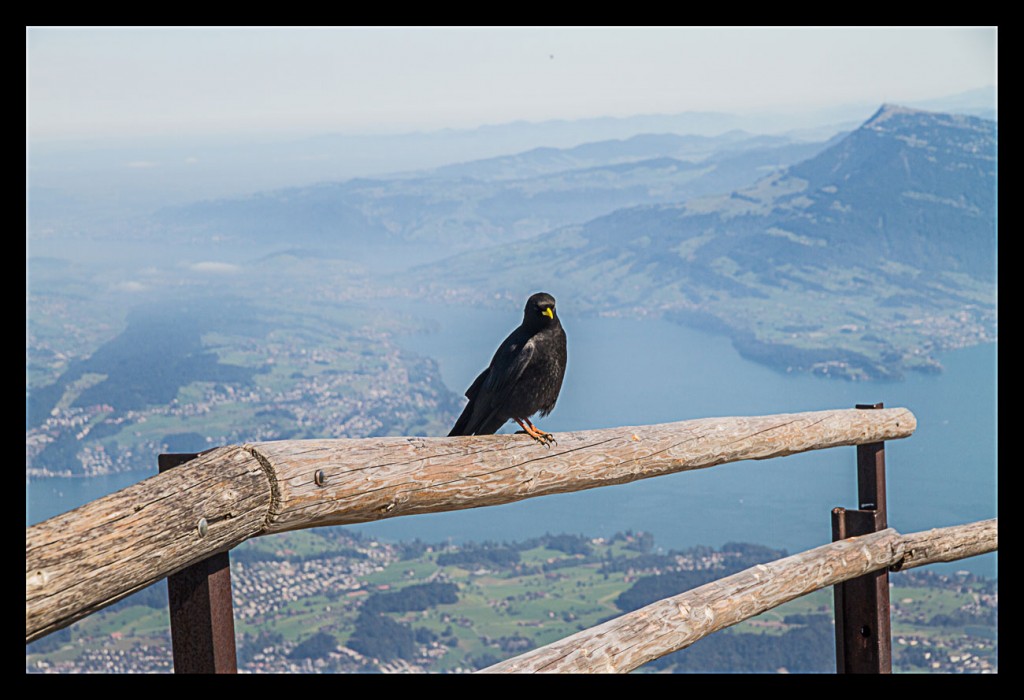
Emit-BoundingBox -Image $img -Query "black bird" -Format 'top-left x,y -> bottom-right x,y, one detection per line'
448,292 -> 567,445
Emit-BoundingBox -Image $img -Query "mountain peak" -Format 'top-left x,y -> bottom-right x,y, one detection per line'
863,103 -> 928,127
860,103 -> 992,134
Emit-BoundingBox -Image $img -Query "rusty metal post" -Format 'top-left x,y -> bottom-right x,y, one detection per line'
160,452 -> 238,674
832,403 -> 893,673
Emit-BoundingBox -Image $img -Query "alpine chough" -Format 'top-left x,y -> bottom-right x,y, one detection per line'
448,292 -> 567,445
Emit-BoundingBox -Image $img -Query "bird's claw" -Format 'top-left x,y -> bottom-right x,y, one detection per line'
515,427 -> 557,447
534,431 -> 556,447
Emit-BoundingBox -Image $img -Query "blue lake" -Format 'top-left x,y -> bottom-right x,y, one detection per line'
26,303 -> 997,577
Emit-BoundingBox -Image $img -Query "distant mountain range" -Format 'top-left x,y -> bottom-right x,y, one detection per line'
424,130 -> 827,181
28,86 -> 993,234
152,129 -> 838,259
408,105 -> 996,380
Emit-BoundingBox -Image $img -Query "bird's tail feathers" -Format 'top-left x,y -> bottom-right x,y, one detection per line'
448,400 -> 476,436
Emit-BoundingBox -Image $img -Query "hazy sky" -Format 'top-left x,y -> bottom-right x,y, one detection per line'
27,26 -> 997,141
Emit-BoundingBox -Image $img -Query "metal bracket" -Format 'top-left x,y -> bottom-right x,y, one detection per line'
159,452 -> 238,674
832,403 -> 892,673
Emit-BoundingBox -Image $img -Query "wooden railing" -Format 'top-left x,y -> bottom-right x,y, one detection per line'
482,519 -> 997,673
25,406 -> 997,673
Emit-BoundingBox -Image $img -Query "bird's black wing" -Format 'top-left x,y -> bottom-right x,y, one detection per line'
466,338 -> 536,433
448,339 -> 536,436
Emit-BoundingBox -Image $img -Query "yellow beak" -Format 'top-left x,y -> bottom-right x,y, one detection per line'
542,307 -> 554,320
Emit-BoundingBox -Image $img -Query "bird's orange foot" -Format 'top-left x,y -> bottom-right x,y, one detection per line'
534,429 -> 556,447
516,418 -> 557,447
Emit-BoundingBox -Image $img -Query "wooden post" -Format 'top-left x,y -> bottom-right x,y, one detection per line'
160,453 -> 238,674
832,403 -> 892,674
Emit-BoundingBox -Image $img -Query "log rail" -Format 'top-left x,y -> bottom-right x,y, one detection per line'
29,407 -> 918,641
481,519 -> 998,673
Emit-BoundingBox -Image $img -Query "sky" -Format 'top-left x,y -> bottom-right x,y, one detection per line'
27,27 -> 997,141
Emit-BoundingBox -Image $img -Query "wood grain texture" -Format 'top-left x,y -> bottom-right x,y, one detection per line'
482,529 -> 905,673
893,518 -> 998,571
482,519 -> 997,673
249,407 -> 916,534
26,447 -> 271,643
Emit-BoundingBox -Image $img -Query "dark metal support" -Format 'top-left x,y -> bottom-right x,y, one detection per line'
832,403 -> 892,674
159,452 -> 238,674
